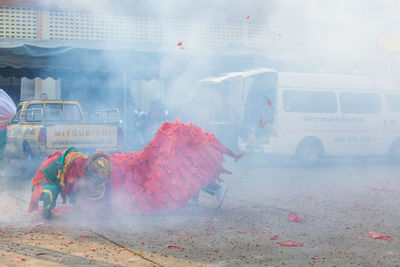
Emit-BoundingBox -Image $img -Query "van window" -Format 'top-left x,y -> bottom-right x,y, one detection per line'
283,90 -> 337,113
340,92 -> 380,114
386,94 -> 400,112
64,104 -> 82,122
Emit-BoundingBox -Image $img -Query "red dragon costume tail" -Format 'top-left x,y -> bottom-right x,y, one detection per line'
109,119 -> 237,215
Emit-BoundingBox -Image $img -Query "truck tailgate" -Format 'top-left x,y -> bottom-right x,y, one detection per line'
46,124 -> 118,149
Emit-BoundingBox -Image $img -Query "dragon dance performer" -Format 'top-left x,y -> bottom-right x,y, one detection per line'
29,120 -> 240,219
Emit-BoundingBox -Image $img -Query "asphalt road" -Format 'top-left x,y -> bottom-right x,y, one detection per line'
1,154 -> 400,266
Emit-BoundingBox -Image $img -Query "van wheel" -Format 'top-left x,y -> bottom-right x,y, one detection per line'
296,138 -> 323,166
390,140 -> 400,163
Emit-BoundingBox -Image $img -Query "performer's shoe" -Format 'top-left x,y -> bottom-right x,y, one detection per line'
216,187 -> 227,208
42,208 -> 52,220
190,195 -> 200,206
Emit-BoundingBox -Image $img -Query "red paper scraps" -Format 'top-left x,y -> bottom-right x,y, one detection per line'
267,99 -> 272,107
371,187 -> 390,192
277,33 -> 282,37
277,241 -> 304,247
118,248 -> 126,251
89,247 -> 97,251
167,245 -> 182,249
368,231 -> 391,239
288,213 -> 306,223
269,235 -> 279,240
15,258 -> 26,262
246,15 -> 250,20
177,41 -> 183,46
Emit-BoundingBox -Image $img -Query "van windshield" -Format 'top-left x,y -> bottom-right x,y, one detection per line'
240,72 -> 277,139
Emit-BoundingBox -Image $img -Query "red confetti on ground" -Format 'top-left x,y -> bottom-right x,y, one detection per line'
371,187 -> 390,192
118,248 -> 126,251
269,235 -> 279,240
368,231 -> 391,239
312,256 -> 319,259
89,247 -> 97,251
167,245 -> 182,249
79,235 -> 92,238
246,15 -> 250,20
277,241 -> 304,247
267,99 -> 272,107
15,258 -> 26,262
177,41 -> 183,46
288,213 -> 306,223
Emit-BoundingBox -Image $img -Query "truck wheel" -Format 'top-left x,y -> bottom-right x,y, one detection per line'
22,143 -> 35,175
295,138 -> 323,167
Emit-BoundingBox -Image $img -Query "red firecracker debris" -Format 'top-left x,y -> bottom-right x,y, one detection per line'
258,119 -> 268,129
89,247 -> 97,251
15,258 -> 26,262
368,231 -> 391,239
267,99 -> 272,107
177,41 -> 183,46
288,213 -> 306,223
246,15 -> 250,20
277,241 -> 304,247
167,245 -> 182,249
118,248 -> 126,251
269,235 -> 279,240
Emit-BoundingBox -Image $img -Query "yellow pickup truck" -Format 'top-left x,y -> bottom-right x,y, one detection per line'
6,100 -> 123,162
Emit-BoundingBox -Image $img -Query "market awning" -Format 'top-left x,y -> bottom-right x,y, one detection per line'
0,39 -> 174,79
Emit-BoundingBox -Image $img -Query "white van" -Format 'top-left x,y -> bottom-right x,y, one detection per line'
237,69 -> 400,165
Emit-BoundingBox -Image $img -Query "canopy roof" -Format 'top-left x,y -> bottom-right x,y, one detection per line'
0,39 -> 171,79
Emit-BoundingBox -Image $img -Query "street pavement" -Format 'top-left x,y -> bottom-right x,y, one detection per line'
1,154 -> 400,266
